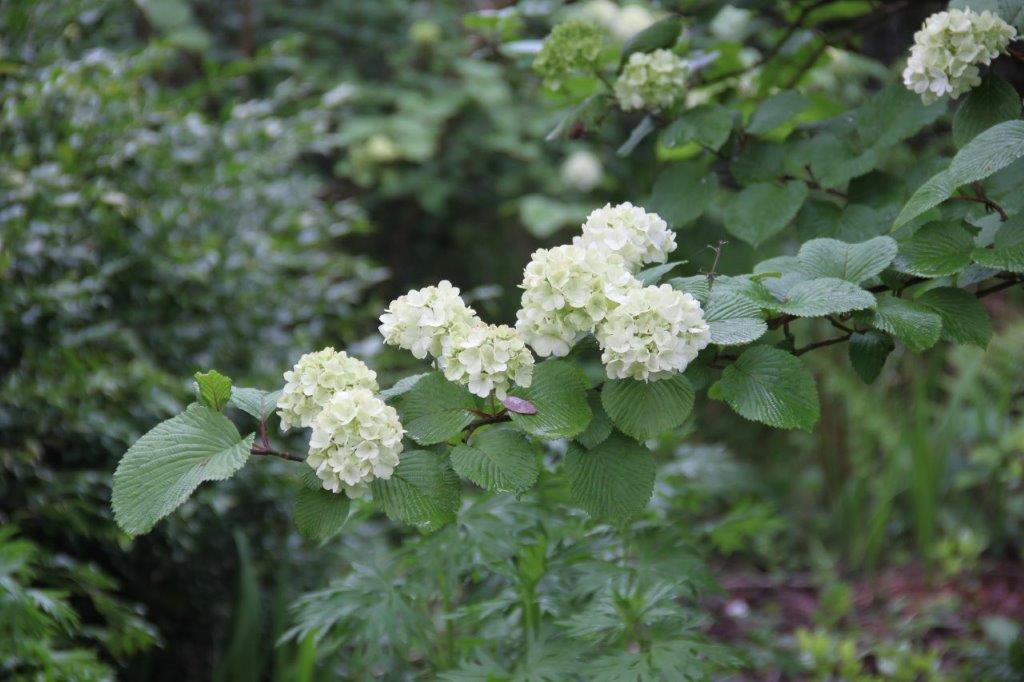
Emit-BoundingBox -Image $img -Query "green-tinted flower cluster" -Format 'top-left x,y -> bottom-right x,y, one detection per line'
533,20 -> 607,90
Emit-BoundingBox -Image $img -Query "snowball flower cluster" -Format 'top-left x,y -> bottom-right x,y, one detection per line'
440,324 -> 535,398
581,1 -> 656,41
516,244 -> 638,357
596,284 -> 711,381
902,9 -> 1016,104
277,348 -> 379,431
379,280 -> 480,360
533,20 -> 607,90
307,388 -> 405,499
614,49 -> 689,111
574,202 -> 676,272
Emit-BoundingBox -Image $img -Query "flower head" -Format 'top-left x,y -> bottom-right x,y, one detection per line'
379,280 -> 480,360
574,202 -> 676,271
614,49 -> 688,111
534,20 -> 608,90
902,9 -> 1016,103
441,323 -> 534,398
277,347 -> 379,431
596,284 -> 710,381
516,244 -> 639,357
307,388 -> 405,498
561,150 -> 604,192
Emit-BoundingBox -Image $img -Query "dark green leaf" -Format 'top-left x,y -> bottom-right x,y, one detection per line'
708,346 -> 819,431
371,450 -> 460,530
722,181 -> 808,247
509,360 -> 592,439
601,375 -> 694,441
659,104 -> 734,151
918,287 -> 993,347
564,434 -> 655,523
868,295 -> 942,353
797,236 -> 898,283
949,120 -> 1024,186
848,330 -> 894,384
450,426 -> 539,494
646,162 -> 716,227
294,487 -> 350,541
747,90 -> 809,135
620,16 -> 683,62
400,372 -> 478,446
953,75 -> 1021,148
895,223 -> 973,277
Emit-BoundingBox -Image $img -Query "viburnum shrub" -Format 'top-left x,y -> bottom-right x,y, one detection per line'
111,5 -> 1024,542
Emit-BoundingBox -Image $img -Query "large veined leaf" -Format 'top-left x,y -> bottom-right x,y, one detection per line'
854,84 -> 945,150
646,162 -> 717,227
952,75 -> 1021,148
797,134 -> 878,189
797,236 -> 898,283
708,346 -> 820,431
765,277 -> 875,317
722,181 -> 808,247
892,169 -> 955,230
576,393 -> 613,449
703,277 -> 769,345
400,372 -> 478,445
894,223 -> 973,277
509,360 -> 592,439
948,120 -> 1024,187
371,450 -> 460,530
450,426 -> 539,494
229,387 -> 281,421
112,405 -> 255,536
637,261 -> 685,286
601,375 -> 695,442
564,434 -> 655,523
868,295 -> 942,353
848,330 -> 894,384
746,90 -> 809,135
972,215 -> 1024,272
293,474 -> 351,541
659,104 -> 734,151
379,373 -> 429,403
918,287 -> 993,347
669,275 -> 711,305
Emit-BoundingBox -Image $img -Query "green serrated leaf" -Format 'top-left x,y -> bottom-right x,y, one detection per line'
708,317 -> 768,346
659,104 -> 734,152
972,215 -> 1024,272
371,450 -> 460,530
948,120 -> 1024,187
577,393 -> 613,449
869,295 -> 942,353
892,169 -> 955,230
379,373 -> 430,402
564,434 -> 655,523
400,372 -> 478,445
509,360 -> 592,439
637,260 -> 686,286
668,275 -> 711,305
797,236 -> 898,283
895,223 -> 973,277
112,405 -> 254,536
194,370 -> 233,411
293,486 -> 350,541
747,90 -> 809,135
854,84 -> 945,150
708,346 -> 820,431
953,75 -> 1021,148
229,387 -> 281,421
768,277 -> 876,317
722,181 -> 808,247
601,375 -> 694,442
918,287 -> 993,347
848,330 -> 894,384
450,426 -> 539,494
646,162 -> 716,227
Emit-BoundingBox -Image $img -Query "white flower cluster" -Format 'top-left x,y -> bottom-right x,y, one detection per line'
516,202 -> 708,380
614,49 -> 689,111
277,347 -> 379,431
573,201 -> 676,272
277,348 -> 402,497
441,324 -> 535,398
581,1 -> 657,41
307,388 -> 405,499
381,282 -> 535,397
902,9 -> 1016,103
596,284 -> 711,381
379,280 -> 480,360
516,244 -> 638,357
561,150 -> 604,191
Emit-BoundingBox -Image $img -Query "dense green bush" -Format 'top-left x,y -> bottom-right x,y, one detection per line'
7,1 -> 1024,680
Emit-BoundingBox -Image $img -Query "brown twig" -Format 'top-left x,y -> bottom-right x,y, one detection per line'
794,333 -> 852,356
251,443 -> 304,462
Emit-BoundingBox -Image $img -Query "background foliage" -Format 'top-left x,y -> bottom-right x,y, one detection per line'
3,0 -> 1024,680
